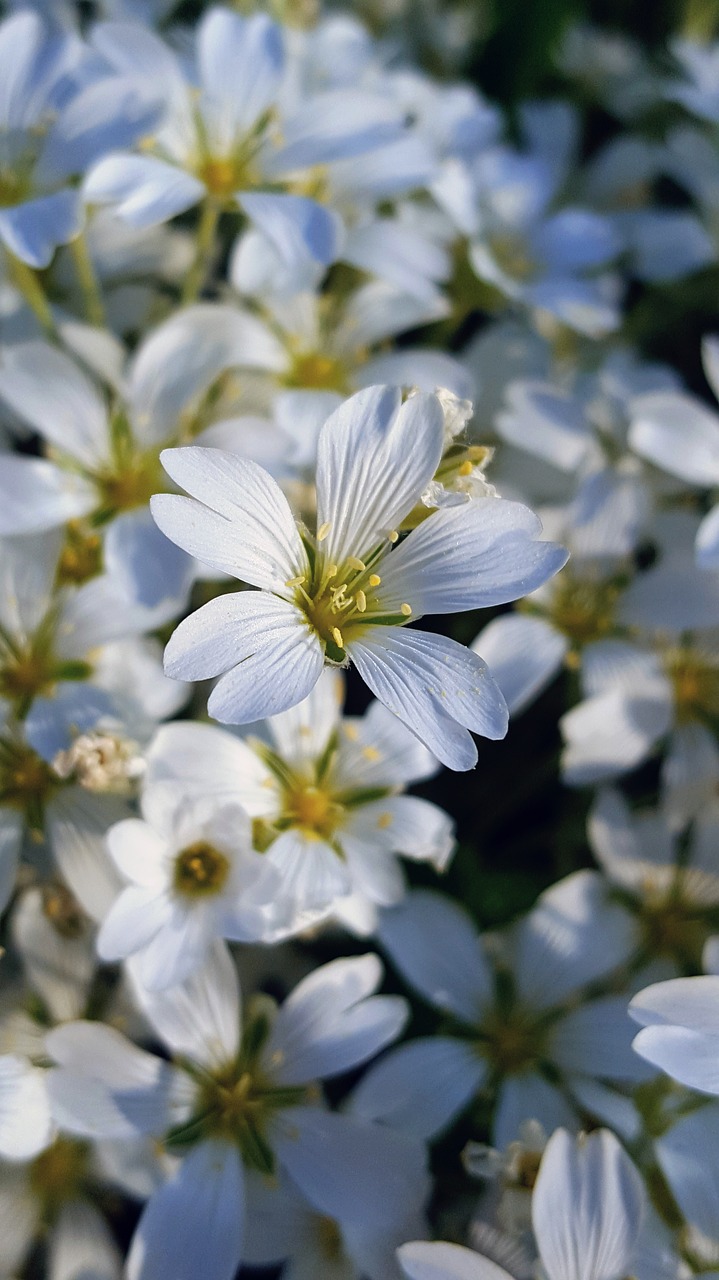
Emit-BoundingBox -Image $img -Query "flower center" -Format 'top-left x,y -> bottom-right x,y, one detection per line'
283,783 -> 341,839
290,536 -> 412,664
0,630 -> 93,712
55,522 -> 103,586
29,1138 -> 89,1212
488,232 -> 537,282
480,1008 -> 543,1076
41,883 -> 86,939
665,648 -> 719,723
94,451 -> 165,517
284,352 -> 351,393
539,573 -> 620,647
173,841 -> 230,899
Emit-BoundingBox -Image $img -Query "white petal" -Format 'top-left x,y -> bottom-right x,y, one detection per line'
49,1200 -> 122,1280
513,871 -> 637,1008
0,1055 -> 51,1160
315,386 -> 444,567
376,501 -> 567,615
532,1128 -> 645,1280
162,587 -> 307,680
349,627 -> 508,771
656,1106 -> 719,1240
84,154 -> 204,229
267,667 -> 343,766
207,608 -> 324,725
344,796 -> 455,871
378,889 -> 492,1024
12,886 -> 95,1023
630,975 -> 719,1031
471,614 -> 566,715
46,1022 -> 177,1139
399,1242 -> 512,1280
96,886 -> 173,964
332,698 -> 440,790
198,9 -> 283,140
274,1107 -> 428,1227
697,503 -> 719,569
154,446 -> 306,589
0,457 -> 94,534
263,954 -> 407,1084
128,940 -> 241,1069
550,997 -> 650,1082
146,721 -> 276,818
266,827 -> 351,913
127,1140 -> 245,1280
632,1024 -> 719,1094
0,809 -> 22,916
629,391 -> 719,486
46,789 -> 127,925
0,341 -> 107,466
348,1037 -> 486,1140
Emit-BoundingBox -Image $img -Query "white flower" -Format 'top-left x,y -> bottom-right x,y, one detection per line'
97,789 -> 282,989
350,875 -> 644,1148
146,669 -> 454,932
0,1053 -> 53,1161
398,1128 -> 645,1280
47,946 -> 426,1280
151,385 -> 567,770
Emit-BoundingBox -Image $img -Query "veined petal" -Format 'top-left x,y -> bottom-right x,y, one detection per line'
266,828 -> 351,914
198,9 -> 283,143
0,341 -> 107,466
377,501 -> 567,615
154,447 -> 306,589
162,590 -> 308,684
532,1128 -> 645,1280
315,387 -> 444,567
127,1140 -> 245,1280
207,605 -> 324,724
348,627 -> 508,772
472,613 -> 566,716
238,193 -> 342,270
128,940 -> 241,1069
146,721 -> 276,818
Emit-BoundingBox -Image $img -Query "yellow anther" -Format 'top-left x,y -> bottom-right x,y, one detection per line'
362,745 -> 381,762
368,574 -> 381,587
343,724 -> 359,741
458,460 -> 474,476
400,603 -> 412,616
356,590 -> 367,612
377,811 -> 393,829
388,530 -> 399,543
317,522 -> 331,542
347,557 -> 366,571
326,564 -> 338,579
332,626 -> 344,648
285,575 -> 306,588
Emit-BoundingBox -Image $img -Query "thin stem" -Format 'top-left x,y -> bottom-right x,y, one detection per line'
181,199 -> 220,305
7,253 -> 56,336
70,232 -> 106,328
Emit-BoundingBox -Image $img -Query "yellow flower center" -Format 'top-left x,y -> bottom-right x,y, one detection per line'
284,352 -> 351,393
94,451 -> 165,516
541,573 -> 620,647
284,783 -> 340,839
480,1008 -> 543,1075
173,841 -> 231,899
488,232 -> 537,282
29,1138 -> 89,1212
55,522 -> 103,586
665,649 -> 719,723
198,156 -> 244,200
41,883 -> 86,939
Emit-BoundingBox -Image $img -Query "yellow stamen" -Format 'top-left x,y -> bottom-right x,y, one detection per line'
356,590 -> 366,612
285,575 -> 306,588
362,745 -> 381,762
377,812 -> 393,829
388,530 -> 399,543
332,626 -> 344,648
458,460 -> 474,476
347,557 -> 366,571
368,574 -> 381,587
400,603 -> 412,616
317,522 -> 331,542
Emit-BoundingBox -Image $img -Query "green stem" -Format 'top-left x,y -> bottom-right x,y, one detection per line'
182,200 -> 220,305
7,254 -> 56,336
70,232 -> 106,328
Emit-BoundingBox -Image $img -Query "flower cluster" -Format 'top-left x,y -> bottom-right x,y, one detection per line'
1,0 -> 719,1277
